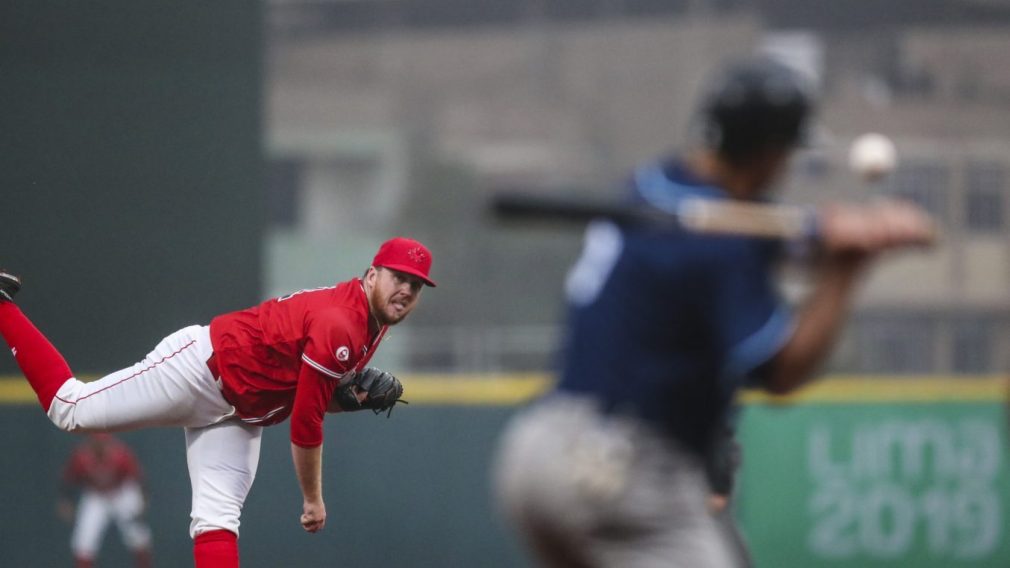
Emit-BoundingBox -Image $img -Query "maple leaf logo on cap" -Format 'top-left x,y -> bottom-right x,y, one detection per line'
407,247 -> 427,265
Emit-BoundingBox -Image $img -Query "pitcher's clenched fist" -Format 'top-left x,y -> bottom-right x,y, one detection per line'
300,500 -> 327,533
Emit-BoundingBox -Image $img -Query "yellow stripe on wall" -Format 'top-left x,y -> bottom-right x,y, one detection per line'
411,374 -> 1010,405
0,374 -> 1005,406
0,378 -> 37,404
739,375 -> 1009,405
402,373 -> 551,405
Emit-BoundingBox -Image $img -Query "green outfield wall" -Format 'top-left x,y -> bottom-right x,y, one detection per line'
738,402 -> 1008,567
0,376 -> 1005,567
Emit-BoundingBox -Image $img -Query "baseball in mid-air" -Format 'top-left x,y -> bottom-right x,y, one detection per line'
848,133 -> 897,181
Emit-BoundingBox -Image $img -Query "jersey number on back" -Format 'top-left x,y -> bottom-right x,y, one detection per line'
565,221 -> 624,307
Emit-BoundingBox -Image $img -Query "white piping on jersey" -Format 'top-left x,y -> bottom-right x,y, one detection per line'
632,163 -> 726,213
297,280 -> 388,385
301,354 -> 346,380
724,306 -> 795,380
242,405 -> 288,424
277,285 -> 337,302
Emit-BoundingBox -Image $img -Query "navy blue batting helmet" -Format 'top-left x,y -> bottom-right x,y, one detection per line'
697,56 -> 814,164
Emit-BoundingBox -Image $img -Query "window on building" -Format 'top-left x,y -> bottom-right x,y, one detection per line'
964,161 -> 1005,233
267,158 -> 303,229
951,318 -> 994,374
887,161 -> 950,225
857,317 -> 936,374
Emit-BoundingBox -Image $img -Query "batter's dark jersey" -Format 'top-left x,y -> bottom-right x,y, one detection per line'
555,158 -> 793,456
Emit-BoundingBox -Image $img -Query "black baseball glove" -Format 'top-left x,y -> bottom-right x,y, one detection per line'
334,368 -> 407,417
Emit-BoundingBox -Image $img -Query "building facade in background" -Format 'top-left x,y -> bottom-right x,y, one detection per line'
263,3 -> 1010,375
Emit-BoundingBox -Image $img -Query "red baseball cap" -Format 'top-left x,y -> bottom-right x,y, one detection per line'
372,237 -> 436,287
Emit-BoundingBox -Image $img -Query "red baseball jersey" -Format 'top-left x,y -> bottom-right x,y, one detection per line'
64,438 -> 142,493
209,278 -> 387,447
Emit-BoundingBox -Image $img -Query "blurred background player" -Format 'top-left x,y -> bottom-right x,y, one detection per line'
0,237 -> 432,568
493,56 -> 935,567
58,433 -> 153,568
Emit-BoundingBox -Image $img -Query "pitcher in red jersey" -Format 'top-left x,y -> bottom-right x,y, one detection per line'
0,237 -> 434,568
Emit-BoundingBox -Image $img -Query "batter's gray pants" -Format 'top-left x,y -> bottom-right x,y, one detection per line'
493,395 -> 747,568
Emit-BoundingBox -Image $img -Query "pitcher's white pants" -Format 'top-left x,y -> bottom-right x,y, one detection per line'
72,481 -> 151,558
46,325 -> 263,538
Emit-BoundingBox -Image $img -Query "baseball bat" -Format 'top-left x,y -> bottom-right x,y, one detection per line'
490,191 -> 817,241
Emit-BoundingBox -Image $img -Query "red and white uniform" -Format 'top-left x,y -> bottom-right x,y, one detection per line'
43,277 -> 385,538
0,235 -> 434,568
63,436 -> 151,562
211,278 -> 386,446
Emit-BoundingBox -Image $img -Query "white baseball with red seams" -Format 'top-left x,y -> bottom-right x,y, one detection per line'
849,133 -> 897,181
